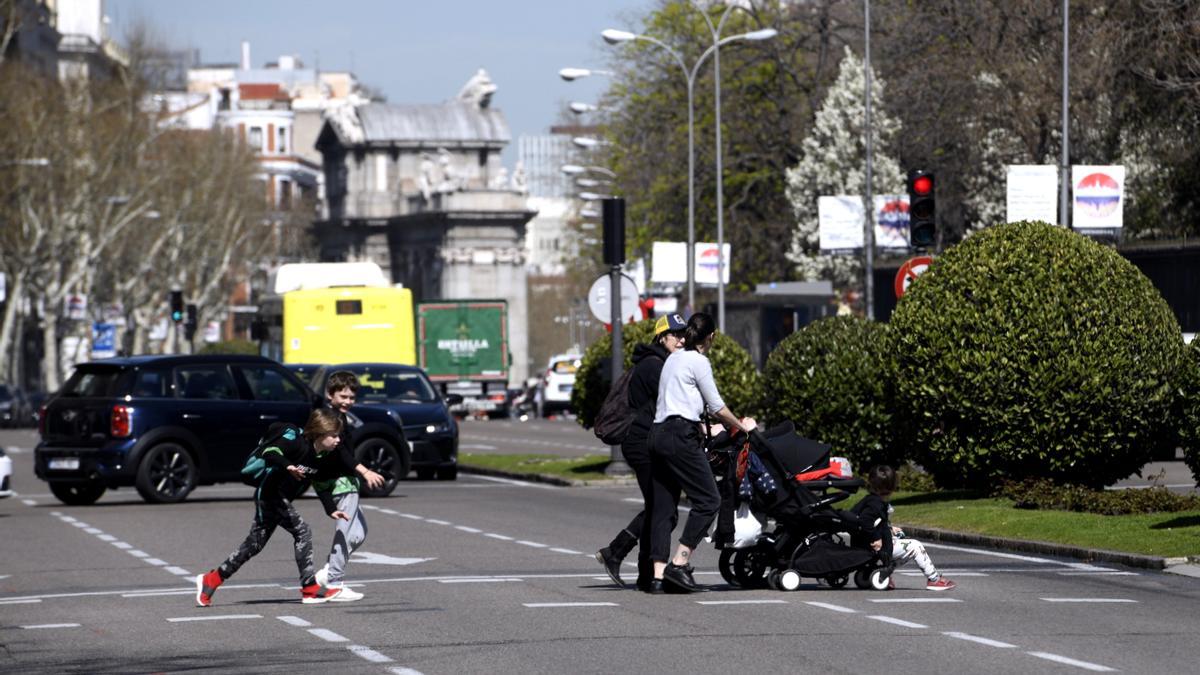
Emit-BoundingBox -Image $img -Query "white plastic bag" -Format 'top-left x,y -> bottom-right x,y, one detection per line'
732,503 -> 763,549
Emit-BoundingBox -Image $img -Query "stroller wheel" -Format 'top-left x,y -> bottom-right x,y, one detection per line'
779,569 -> 802,592
824,574 -> 849,589
868,568 -> 891,591
732,549 -> 771,589
767,570 -> 781,591
718,549 -> 739,587
853,569 -> 871,589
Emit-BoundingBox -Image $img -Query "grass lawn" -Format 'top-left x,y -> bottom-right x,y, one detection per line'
459,453 -> 613,482
854,490 -> 1200,559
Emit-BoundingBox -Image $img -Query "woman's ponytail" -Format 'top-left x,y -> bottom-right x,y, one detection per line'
683,312 -> 716,351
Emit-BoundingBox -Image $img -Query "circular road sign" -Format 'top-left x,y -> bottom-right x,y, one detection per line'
894,255 -> 934,299
587,273 -> 640,324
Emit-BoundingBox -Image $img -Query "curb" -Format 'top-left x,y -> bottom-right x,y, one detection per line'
900,524 -> 1169,570
459,464 -> 639,488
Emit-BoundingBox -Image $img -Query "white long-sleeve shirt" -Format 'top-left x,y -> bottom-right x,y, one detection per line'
654,349 -> 725,423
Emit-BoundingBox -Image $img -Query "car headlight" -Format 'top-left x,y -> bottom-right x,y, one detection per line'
425,423 -> 450,434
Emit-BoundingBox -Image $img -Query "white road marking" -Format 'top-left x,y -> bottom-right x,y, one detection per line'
1027,651 -> 1116,672
390,668 -> 426,675
468,475 -> 555,489
867,615 -> 928,629
380,509 -> 399,515
1057,571 -> 1139,577
921,542 -> 1057,564
167,614 -> 262,623
0,599 -> 41,605
900,571 -> 989,577
522,602 -> 618,608
454,525 -> 482,533
424,518 -> 451,525
277,615 -> 312,627
696,599 -> 788,606
58,515 -> 76,522
804,601 -> 857,613
165,567 -> 192,576
517,540 -> 548,548
96,534 -> 117,542
128,550 -> 150,558
458,443 -> 498,450
71,522 -> 88,528
1040,597 -> 1137,603
484,533 -> 514,541
144,558 -> 168,566
944,632 -> 1016,648
351,552 -> 435,566
308,628 -> 349,642
21,623 -> 81,629
22,499 -> 36,506
348,645 -> 394,663
399,513 -> 423,520
550,547 -> 583,555
83,527 -> 102,534
439,578 -> 522,584
869,598 -> 963,604
111,541 -> 132,549
122,590 -> 194,598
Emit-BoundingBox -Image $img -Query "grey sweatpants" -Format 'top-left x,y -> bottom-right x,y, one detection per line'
325,492 -> 367,585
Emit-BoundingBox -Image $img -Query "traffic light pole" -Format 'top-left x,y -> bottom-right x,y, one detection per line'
863,0 -> 875,321
602,198 -> 631,477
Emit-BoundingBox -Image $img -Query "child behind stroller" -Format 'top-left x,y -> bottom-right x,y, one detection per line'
713,422 -> 893,591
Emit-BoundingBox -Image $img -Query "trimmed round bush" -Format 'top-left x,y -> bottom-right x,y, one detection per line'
571,319 -> 763,428
1178,338 -> 1200,482
890,221 -> 1184,489
762,316 -> 902,471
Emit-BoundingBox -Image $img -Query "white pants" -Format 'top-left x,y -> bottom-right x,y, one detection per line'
325,492 -> 367,585
892,537 -> 939,581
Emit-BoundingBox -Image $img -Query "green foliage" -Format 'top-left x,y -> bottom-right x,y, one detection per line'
1178,339 -> 1200,482
571,319 -> 763,428
890,221 -> 1185,489
197,339 -> 259,355
997,478 -> 1200,516
762,316 -> 901,471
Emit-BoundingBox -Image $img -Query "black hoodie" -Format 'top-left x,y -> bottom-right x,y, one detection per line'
623,341 -> 671,456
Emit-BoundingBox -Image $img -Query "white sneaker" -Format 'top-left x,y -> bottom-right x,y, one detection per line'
314,564 -> 330,590
328,586 -> 364,602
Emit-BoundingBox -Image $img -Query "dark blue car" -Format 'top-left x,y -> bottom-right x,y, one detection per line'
310,364 -> 461,480
34,355 -> 410,505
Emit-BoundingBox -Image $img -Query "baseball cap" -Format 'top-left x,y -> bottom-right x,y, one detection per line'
654,313 -> 687,336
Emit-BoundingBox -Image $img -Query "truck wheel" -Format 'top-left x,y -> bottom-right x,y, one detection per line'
50,481 -> 107,506
436,465 -> 458,481
355,438 -> 407,497
135,442 -> 197,504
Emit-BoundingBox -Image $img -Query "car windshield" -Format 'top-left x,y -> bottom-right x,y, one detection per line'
350,367 -> 438,403
59,365 -> 129,397
551,359 -> 579,375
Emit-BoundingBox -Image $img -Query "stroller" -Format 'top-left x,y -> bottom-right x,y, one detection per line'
710,421 -> 894,592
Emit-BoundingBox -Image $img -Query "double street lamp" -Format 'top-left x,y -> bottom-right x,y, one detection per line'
602,9 -> 775,329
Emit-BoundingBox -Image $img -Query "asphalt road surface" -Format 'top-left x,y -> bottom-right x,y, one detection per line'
3,427 -> 1199,674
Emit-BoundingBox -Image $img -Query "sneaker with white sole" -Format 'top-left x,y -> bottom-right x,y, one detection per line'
314,564 -> 330,590
328,586 -> 364,602
301,583 -> 343,604
926,577 -> 957,591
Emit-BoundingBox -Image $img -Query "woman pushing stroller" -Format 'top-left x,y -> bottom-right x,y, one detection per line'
648,312 -> 756,593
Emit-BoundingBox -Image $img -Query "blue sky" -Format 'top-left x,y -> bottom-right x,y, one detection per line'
105,0 -> 647,163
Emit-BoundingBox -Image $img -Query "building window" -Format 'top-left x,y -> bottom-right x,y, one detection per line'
277,126 -> 287,154
219,88 -> 231,111
280,179 -> 292,210
248,126 -> 263,151
375,154 -> 387,192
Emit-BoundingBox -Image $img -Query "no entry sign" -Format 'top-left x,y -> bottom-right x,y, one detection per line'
894,256 -> 934,299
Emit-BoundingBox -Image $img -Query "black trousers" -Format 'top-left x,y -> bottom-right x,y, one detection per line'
649,417 -> 721,559
218,492 -> 314,584
614,436 -> 660,581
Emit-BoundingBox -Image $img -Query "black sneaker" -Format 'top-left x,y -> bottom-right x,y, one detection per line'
642,579 -> 664,595
662,563 -> 699,593
594,548 -> 626,588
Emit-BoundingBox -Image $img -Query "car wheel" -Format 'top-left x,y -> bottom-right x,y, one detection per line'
435,464 -> 458,481
355,437 -> 408,497
415,467 -> 436,481
49,481 -> 107,506
135,442 -> 197,504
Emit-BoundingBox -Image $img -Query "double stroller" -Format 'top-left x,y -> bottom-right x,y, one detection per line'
710,422 -> 893,592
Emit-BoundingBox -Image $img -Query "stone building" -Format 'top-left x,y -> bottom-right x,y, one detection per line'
313,71 -> 536,383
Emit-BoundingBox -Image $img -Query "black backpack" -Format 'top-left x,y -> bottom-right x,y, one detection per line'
593,367 -> 639,445
239,422 -> 300,486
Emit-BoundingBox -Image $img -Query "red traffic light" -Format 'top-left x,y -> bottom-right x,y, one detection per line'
912,175 -> 933,196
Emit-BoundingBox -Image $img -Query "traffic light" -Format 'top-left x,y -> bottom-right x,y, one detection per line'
184,304 -> 197,341
169,290 -> 184,322
907,169 -> 936,249
602,197 -> 626,266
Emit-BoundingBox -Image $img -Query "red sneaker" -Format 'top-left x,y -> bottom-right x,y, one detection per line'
195,570 -> 223,607
301,582 -> 343,604
926,577 -> 957,591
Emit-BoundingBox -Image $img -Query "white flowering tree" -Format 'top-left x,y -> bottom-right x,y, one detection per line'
785,47 -> 904,288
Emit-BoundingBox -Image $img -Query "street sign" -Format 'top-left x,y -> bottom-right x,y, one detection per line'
894,255 -> 934,299
91,322 -> 116,359
587,273 -> 640,324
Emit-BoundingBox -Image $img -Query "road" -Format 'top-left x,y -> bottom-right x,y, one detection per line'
2,426 -> 1199,674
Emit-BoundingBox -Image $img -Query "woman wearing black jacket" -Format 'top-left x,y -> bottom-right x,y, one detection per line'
595,313 -> 687,592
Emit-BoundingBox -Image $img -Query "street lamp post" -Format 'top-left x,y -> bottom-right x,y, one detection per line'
601,21 -> 775,320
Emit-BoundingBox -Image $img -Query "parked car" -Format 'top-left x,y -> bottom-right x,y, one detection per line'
33,354 -> 409,505
310,363 -> 461,480
0,446 -> 12,499
538,353 -> 582,417
0,384 -> 32,428
282,363 -> 323,388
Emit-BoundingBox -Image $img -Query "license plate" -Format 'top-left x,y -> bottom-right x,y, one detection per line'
49,457 -> 80,470
558,384 -> 573,393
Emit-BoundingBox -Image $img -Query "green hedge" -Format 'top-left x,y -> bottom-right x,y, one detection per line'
197,339 -> 259,355
1179,338 -> 1200,482
762,316 -> 902,471
889,221 -> 1185,489
571,319 -> 763,429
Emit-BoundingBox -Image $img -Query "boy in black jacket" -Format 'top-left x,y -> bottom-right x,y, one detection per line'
195,408 -> 350,606
854,465 -> 956,591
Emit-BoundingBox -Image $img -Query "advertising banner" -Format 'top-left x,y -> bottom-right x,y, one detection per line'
818,196 -> 864,251
651,241 -> 688,283
91,322 -> 116,359
874,195 -> 910,249
1007,165 -> 1059,224
694,243 -> 731,285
